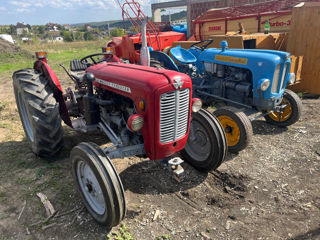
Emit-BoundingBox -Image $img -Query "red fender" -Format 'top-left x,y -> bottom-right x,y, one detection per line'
34,60 -> 73,128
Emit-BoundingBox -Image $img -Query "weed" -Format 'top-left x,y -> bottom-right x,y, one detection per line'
107,223 -> 135,240
0,190 -> 5,197
156,234 -> 171,240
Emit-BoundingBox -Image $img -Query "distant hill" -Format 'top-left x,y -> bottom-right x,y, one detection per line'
161,10 -> 186,22
71,10 -> 187,30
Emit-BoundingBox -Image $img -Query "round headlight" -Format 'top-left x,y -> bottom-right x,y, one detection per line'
260,79 -> 270,91
192,98 -> 202,112
127,114 -> 144,132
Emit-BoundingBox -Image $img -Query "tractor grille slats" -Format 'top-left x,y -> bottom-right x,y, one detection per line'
160,88 -> 190,143
272,63 -> 288,93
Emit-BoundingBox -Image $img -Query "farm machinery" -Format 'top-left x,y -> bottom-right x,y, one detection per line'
12,49 -> 227,229
149,40 -> 302,152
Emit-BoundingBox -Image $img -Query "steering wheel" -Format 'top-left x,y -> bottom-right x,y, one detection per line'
80,53 -> 110,66
190,39 -> 214,51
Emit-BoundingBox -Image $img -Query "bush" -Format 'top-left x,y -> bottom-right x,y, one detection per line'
110,28 -> 124,37
61,31 -> 73,42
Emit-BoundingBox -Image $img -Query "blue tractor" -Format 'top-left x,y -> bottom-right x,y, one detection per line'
150,40 -> 302,152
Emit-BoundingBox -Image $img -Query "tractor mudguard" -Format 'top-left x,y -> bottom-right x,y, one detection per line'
34,60 -> 73,127
150,51 -> 179,72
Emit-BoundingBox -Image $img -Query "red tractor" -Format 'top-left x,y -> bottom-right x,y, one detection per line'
12,50 -> 227,229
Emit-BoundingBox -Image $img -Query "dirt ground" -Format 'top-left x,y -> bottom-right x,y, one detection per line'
0,73 -> 319,240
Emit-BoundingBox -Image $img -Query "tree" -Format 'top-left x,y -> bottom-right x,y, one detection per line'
37,25 -> 45,34
110,28 -> 124,37
9,25 -> 16,35
74,31 -> 83,41
83,31 -> 98,41
61,31 -> 73,42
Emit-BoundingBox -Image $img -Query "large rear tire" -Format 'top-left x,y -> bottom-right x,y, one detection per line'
12,68 -> 63,157
264,89 -> 302,127
71,142 -> 126,229
213,106 -> 253,153
181,109 -> 227,172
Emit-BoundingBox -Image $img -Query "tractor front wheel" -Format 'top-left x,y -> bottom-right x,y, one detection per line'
13,68 -> 63,157
71,142 -> 126,229
264,89 -> 302,127
181,109 -> 227,172
213,106 -> 253,153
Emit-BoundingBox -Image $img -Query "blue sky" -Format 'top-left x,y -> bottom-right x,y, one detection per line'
0,0 -> 179,25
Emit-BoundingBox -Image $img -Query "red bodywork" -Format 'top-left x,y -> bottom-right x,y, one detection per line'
108,31 -> 186,64
87,62 -> 193,160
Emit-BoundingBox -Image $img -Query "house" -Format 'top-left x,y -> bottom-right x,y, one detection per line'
46,23 -> 60,32
16,22 -> 29,35
63,24 -> 71,31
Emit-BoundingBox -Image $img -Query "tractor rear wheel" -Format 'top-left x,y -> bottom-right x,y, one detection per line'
71,142 -> 126,229
213,106 -> 252,153
181,109 -> 227,172
13,68 -> 63,157
264,89 -> 302,127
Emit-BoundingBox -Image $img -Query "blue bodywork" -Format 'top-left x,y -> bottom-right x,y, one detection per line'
150,40 -> 294,111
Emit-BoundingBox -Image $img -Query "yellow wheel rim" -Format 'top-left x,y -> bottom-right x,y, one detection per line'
217,115 -> 240,147
268,97 -> 292,122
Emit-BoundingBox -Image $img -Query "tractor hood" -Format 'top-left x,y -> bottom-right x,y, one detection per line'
198,48 -> 290,69
88,62 -> 191,99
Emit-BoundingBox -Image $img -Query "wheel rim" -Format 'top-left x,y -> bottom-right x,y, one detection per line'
185,119 -> 211,162
18,92 -> 34,142
217,115 -> 240,147
76,160 -> 106,215
268,97 -> 292,122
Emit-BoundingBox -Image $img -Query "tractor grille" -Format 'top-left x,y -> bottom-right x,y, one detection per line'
159,88 -> 190,143
272,63 -> 288,93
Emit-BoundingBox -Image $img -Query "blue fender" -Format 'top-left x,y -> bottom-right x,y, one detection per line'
150,51 -> 179,72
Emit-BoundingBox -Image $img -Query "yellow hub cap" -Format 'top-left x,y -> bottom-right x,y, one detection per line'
268,97 -> 292,122
217,116 -> 240,147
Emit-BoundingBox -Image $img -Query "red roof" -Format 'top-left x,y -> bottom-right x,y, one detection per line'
195,0 -> 320,22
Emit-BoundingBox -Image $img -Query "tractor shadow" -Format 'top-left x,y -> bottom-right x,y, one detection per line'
251,120 -> 288,135
119,158 -> 208,195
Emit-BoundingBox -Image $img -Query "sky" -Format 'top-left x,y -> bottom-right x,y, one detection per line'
0,0 -> 181,25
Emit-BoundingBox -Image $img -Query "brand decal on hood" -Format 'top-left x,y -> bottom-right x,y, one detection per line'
215,55 -> 248,65
95,78 -> 131,93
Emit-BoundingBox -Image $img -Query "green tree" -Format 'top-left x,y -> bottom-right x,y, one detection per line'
61,31 -> 73,42
9,24 -> 16,35
37,25 -> 45,34
110,27 -> 124,37
74,31 -> 83,41
83,31 -> 98,41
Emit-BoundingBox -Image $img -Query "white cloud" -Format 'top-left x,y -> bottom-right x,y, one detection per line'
16,8 -> 30,13
0,6 -> 7,11
7,0 -> 117,11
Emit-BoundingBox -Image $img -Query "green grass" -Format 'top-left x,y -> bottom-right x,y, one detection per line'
0,40 -> 110,74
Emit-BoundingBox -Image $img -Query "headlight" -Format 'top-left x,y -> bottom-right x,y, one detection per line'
288,73 -> 295,85
192,98 -> 202,112
260,79 -> 270,91
127,114 -> 144,131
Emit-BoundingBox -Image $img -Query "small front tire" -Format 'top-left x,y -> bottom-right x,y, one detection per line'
264,89 -> 302,127
71,142 -> 126,229
181,109 -> 228,172
213,106 -> 253,153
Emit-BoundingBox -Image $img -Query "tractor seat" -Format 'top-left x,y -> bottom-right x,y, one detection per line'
70,59 -> 87,72
170,46 -> 197,64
